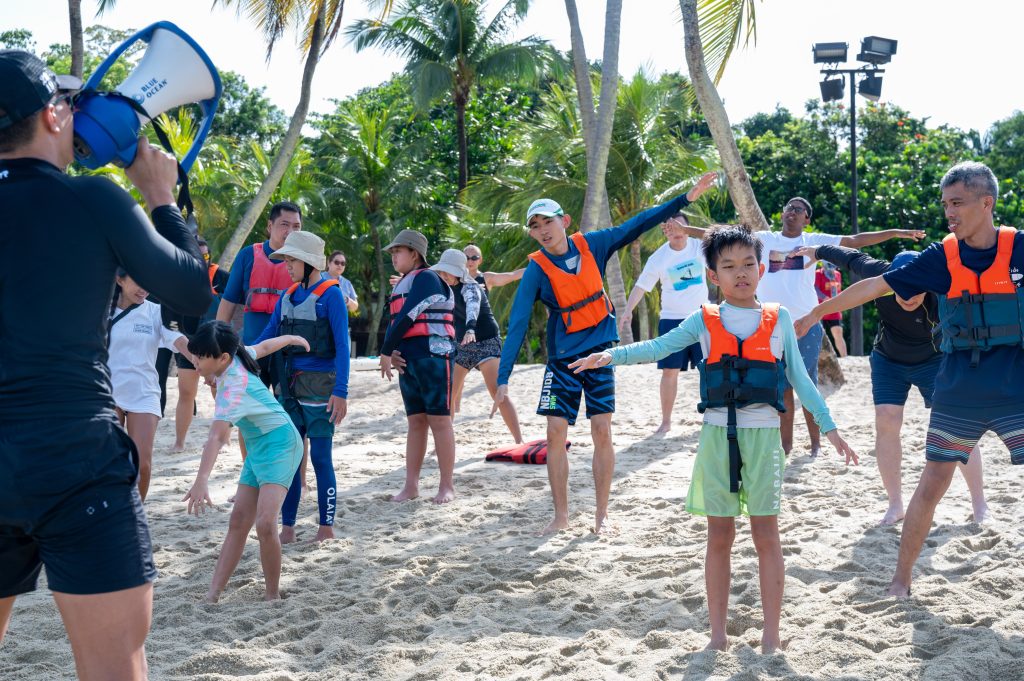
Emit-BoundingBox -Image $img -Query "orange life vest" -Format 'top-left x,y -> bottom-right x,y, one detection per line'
938,227 -> 1024,365
245,242 -> 293,314
388,268 -> 456,340
528,232 -> 612,333
207,263 -> 220,294
698,303 -> 787,493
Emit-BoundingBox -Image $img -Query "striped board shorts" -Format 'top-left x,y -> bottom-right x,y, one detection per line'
926,403 -> 1024,465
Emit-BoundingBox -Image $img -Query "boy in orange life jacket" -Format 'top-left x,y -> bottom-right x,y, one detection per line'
571,226 -> 857,653
379,230 -> 458,504
492,172 -> 718,536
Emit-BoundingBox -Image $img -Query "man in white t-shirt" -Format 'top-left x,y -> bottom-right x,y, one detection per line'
754,197 -> 922,456
620,213 -> 710,433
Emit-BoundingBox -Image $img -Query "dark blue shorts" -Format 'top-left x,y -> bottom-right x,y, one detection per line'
656,318 -> 703,370
870,350 -> 940,408
538,343 -> 615,426
0,417 -> 156,597
399,355 -> 454,416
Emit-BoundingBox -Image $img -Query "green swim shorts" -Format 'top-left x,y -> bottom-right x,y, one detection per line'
685,425 -> 785,517
238,423 -> 303,489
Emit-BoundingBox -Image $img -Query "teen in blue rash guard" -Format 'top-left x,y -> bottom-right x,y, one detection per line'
492,172 -> 718,535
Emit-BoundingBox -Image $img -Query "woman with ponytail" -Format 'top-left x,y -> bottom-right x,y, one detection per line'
182,321 -> 308,602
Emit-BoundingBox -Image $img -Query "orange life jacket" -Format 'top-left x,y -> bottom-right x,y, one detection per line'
698,303 -> 787,493
388,268 -> 455,340
207,263 -> 220,294
528,232 -> 612,333
938,227 -> 1024,366
245,242 -> 293,314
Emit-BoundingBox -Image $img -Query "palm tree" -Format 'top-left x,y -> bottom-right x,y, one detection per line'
563,0 -> 635,340
346,0 -> 550,192
679,0 -> 767,231
67,0 -> 83,78
214,0 -> 347,268
317,101 -> 441,354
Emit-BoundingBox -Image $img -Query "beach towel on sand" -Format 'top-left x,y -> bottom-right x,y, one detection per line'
484,439 -> 571,465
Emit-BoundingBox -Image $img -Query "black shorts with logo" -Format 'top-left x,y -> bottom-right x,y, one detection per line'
0,417 -> 156,597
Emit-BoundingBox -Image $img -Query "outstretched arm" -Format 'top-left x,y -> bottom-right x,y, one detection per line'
839,229 -> 924,249
619,286 -> 646,331
794,275 -> 892,337
250,335 -> 310,359
183,419 -> 233,515
483,268 -> 526,288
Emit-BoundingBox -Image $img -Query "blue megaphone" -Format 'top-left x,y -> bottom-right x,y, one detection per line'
73,21 -> 221,173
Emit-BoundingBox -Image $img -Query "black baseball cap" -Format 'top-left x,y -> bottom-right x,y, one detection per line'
0,50 -> 82,131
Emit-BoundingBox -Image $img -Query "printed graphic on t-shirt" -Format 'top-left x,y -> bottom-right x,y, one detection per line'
768,250 -> 805,273
668,258 -> 704,291
1012,265 -> 1022,285
133,323 -> 154,335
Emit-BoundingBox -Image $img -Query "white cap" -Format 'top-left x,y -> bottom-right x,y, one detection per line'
525,198 -> 564,226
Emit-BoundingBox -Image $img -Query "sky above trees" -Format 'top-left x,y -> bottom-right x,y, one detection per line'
7,0 -> 1023,136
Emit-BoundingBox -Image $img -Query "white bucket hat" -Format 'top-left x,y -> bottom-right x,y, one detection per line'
430,248 -> 473,283
270,231 -> 326,271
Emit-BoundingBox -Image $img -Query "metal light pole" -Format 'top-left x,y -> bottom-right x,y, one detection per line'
814,36 -> 896,356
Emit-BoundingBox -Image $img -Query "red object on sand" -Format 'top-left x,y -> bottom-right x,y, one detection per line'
484,439 -> 571,465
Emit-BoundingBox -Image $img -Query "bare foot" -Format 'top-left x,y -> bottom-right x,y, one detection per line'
390,486 -> 419,502
263,592 -> 281,601
809,444 -> 821,458
703,637 -> 727,651
761,637 -> 789,654
313,525 -> 335,542
432,486 -> 455,504
593,513 -> 617,535
280,526 -> 297,544
879,506 -> 905,526
171,442 -> 186,453
971,503 -> 990,524
227,494 -> 236,504
886,581 -> 911,598
537,517 -> 570,536
202,592 -> 219,604
654,422 -> 671,435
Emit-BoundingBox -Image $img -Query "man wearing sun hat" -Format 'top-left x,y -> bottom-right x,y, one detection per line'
253,230 -> 349,543
0,50 -> 211,679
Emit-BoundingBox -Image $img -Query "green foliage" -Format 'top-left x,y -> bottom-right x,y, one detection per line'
211,71 -> 288,146
0,29 -> 36,50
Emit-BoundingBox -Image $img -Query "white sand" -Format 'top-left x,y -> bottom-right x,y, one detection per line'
4,358 -> 1024,679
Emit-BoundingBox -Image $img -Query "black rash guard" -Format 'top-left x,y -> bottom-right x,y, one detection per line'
0,157 -> 212,421
815,244 -> 940,365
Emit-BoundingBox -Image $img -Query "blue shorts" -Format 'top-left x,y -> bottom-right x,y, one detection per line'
656,318 -> 703,370
926,403 -> 1024,465
870,351 -> 940,408
239,423 -> 304,489
784,321 -> 822,388
0,417 -> 156,597
399,355 -> 454,416
537,343 -> 615,426
282,398 -> 335,439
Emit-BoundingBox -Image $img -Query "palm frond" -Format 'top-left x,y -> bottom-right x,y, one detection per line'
695,0 -> 758,85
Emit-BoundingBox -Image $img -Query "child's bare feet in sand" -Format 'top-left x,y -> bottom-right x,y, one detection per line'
886,580 -> 911,598
203,591 -> 220,604
432,486 -> 455,504
971,501 -> 990,524
654,422 -> 671,435
761,637 -> 788,654
314,525 -> 335,542
263,592 -> 281,601
879,505 -> 905,526
279,526 -> 297,544
390,485 -> 419,502
171,442 -> 186,453
593,513 -> 617,535
704,637 -> 727,651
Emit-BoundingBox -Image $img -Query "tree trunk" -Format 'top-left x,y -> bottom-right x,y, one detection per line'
629,241 -> 650,340
679,0 -> 767,232
217,5 -> 327,269
455,97 -> 468,193
564,0 -> 633,342
817,332 -> 845,388
366,217 -> 388,356
68,0 -> 84,79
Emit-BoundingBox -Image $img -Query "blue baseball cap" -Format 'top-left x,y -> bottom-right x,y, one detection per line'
890,250 -> 919,270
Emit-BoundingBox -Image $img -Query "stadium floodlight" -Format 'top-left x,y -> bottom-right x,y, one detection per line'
812,42 -> 848,64
858,72 -> 883,101
857,36 -> 897,65
819,77 -> 845,102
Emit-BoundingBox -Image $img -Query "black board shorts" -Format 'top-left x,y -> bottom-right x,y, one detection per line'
0,417 -> 157,597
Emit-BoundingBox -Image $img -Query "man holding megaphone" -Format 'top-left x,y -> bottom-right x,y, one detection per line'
0,51 -> 212,681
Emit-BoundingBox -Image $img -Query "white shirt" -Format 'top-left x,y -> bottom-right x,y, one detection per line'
108,300 -> 184,416
635,239 -> 710,319
754,230 -> 842,319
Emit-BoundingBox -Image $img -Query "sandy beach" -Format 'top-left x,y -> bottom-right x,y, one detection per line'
3,357 -> 1024,680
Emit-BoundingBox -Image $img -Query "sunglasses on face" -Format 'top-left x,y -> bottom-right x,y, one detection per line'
333,260 -> 346,266
466,255 -> 481,262
783,204 -> 808,214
